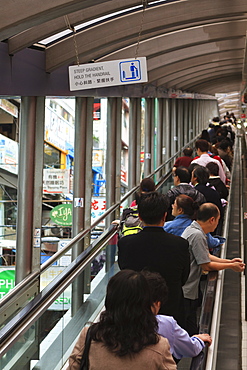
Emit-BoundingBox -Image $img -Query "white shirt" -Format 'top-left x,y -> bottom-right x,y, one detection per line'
191,154 -> 226,183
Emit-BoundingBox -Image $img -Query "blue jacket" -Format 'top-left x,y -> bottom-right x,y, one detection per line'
164,214 -> 192,236
164,214 -> 223,249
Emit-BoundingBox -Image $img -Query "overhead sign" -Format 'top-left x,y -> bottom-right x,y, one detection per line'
69,58 -> 148,91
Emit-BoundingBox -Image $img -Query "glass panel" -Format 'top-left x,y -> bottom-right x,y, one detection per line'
0,238 -> 118,370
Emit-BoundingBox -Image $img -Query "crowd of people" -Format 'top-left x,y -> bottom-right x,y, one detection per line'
67,113 -> 245,369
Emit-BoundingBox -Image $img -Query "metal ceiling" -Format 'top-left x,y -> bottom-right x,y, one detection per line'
0,0 -> 247,97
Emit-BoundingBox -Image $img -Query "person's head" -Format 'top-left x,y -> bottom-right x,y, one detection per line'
141,270 -> 168,315
93,270 -> 158,356
105,270 -> 153,314
209,144 -> 218,156
212,116 -> 220,124
195,139 -> 209,155
135,177 -> 155,205
138,192 -> 169,225
206,162 -> 219,176
173,166 -> 191,184
196,203 -> 220,233
192,165 -> 210,185
218,140 -> 231,152
140,177 -> 156,193
183,147 -> 193,157
200,130 -> 210,142
172,194 -> 199,218
188,163 -> 200,177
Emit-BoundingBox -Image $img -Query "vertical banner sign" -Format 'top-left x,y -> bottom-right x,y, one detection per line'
69,58 -> 148,91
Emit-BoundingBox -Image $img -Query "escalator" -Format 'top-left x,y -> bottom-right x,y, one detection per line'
0,133 -> 244,370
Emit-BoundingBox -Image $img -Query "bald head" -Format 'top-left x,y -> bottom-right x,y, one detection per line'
197,203 -> 220,222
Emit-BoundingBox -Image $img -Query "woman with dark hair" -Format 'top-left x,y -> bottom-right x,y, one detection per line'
68,270 -> 176,369
131,177 -> 156,207
164,194 -> 198,236
200,129 -> 210,143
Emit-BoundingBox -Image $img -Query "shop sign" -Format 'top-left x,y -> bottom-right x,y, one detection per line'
91,196 -> 106,227
121,168 -> 127,183
92,150 -> 103,167
45,107 -> 74,151
0,269 -> 15,299
0,134 -> 18,174
140,151 -> 144,163
41,266 -> 71,310
0,99 -> 18,118
43,168 -> 70,194
50,204 -> 72,226
0,267 -> 71,309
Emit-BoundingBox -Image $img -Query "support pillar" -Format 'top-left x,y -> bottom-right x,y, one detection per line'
129,98 -> 141,191
105,97 -> 122,272
157,98 -> 164,180
16,97 -> 37,284
164,99 -> 171,173
188,100 -> 193,141
171,99 -> 177,156
183,99 -> 189,145
32,97 -> 45,272
144,98 -> 153,177
177,100 -> 183,149
72,97 -> 93,313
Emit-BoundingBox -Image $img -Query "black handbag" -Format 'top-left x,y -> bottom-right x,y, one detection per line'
80,327 -> 92,370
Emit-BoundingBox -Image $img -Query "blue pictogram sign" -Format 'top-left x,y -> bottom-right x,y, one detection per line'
119,60 -> 141,82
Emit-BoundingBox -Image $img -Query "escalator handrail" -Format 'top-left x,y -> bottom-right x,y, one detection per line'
203,132 -> 242,370
190,132 -> 241,370
0,224 -> 118,356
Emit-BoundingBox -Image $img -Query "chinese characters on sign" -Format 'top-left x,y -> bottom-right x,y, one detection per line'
69,58 -> 147,91
43,169 -> 70,194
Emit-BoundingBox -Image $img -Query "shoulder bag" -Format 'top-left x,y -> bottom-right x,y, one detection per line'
80,327 -> 92,370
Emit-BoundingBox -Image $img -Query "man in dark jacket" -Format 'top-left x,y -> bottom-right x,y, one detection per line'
118,192 -> 190,327
165,166 -> 206,220
191,165 -> 223,234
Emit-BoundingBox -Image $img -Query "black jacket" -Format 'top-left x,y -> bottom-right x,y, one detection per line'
165,183 -> 206,220
118,227 -> 190,327
195,184 -> 223,217
208,177 -> 229,200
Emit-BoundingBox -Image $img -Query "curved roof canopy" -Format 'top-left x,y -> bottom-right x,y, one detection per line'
0,0 -> 247,97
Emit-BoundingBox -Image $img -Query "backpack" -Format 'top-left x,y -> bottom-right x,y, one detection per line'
120,206 -> 143,237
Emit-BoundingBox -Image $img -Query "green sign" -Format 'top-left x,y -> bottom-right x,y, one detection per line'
0,270 -> 15,299
50,204 -> 72,226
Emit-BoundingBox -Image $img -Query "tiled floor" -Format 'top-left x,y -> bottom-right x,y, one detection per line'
242,274 -> 247,369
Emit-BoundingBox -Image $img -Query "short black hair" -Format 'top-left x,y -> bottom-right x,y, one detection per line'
141,270 -> 168,306
197,203 -> 220,222
140,177 -> 156,192
218,140 -> 230,151
174,166 -> 191,183
195,139 -> 209,152
193,165 -> 210,185
183,147 -> 193,157
206,162 -> 219,176
138,192 -> 169,225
